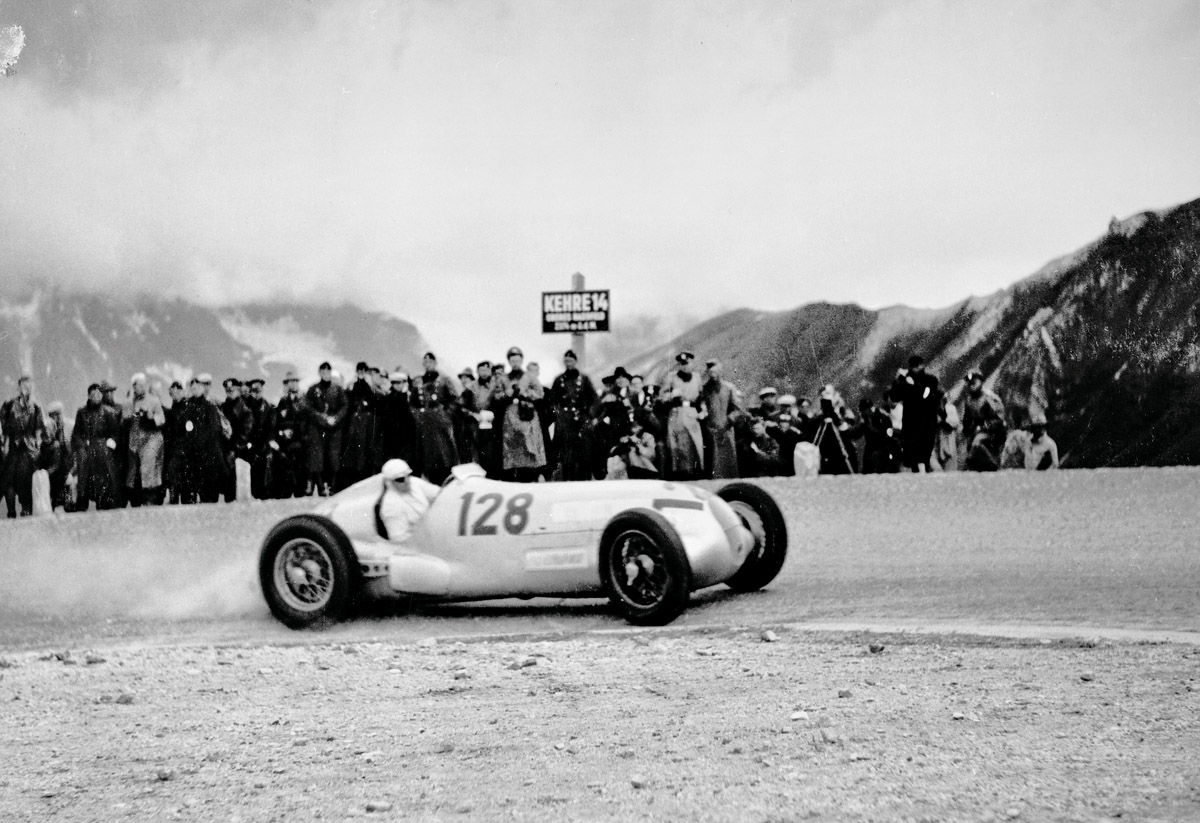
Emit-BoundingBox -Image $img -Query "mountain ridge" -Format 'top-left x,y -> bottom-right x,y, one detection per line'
610,198 -> 1200,467
0,288 -> 430,403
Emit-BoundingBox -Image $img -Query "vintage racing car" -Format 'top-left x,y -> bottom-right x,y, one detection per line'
259,464 -> 788,628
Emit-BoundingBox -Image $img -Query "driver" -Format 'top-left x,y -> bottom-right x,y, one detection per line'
374,459 -> 439,545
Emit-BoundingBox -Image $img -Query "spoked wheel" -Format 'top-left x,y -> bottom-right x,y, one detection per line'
718,482 -> 788,592
600,509 -> 691,626
273,538 -> 335,612
259,515 -> 360,629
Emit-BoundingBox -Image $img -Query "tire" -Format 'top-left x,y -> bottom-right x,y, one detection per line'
259,514 -> 361,629
599,508 -> 693,626
718,482 -> 789,592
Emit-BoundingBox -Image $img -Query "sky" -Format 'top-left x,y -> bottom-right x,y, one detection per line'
2,0 -> 1199,372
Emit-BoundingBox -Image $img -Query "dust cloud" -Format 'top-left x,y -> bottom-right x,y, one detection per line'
0,500 -> 313,623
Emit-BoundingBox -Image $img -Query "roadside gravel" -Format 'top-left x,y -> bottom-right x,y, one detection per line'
3,628 -> 1198,822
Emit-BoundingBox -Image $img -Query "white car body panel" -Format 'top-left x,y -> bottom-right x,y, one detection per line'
310,467 -> 753,602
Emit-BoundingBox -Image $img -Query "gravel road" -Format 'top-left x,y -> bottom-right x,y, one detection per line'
3,629 -> 1198,822
2,468 -> 1199,821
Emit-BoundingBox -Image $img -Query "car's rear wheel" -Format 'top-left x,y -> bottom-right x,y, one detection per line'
599,509 -> 692,626
719,482 -> 788,592
259,514 -> 360,629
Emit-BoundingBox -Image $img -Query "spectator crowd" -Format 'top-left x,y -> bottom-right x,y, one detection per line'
0,348 -> 1058,517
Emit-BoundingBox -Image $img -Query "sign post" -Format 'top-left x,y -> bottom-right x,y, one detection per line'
571,272 -> 586,368
541,274 -> 610,371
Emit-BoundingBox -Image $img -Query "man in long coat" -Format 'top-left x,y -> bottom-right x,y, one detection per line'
71,383 -> 122,511
124,373 -> 166,506
550,349 -> 597,481
493,347 -> 547,483
42,402 -> 72,511
175,374 -> 230,504
2,375 -> 47,517
380,371 -> 417,465
338,366 -> 382,490
659,351 -> 705,480
699,359 -> 739,479
99,380 -> 127,507
411,353 -> 459,485
242,378 -> 274,499
219,378 -> 253,501
304,362 -> 348,496
162,381 -> 187,503
266,372 -> 309,498
890,355 -> 942,472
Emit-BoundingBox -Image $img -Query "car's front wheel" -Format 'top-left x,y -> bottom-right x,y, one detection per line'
259,514 -> 360,629
599,509 -> 692,626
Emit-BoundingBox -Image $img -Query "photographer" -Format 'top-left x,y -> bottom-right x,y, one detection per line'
813,385 -> 857,474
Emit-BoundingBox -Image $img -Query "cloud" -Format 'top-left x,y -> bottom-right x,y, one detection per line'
0,0 -> 320,96
1,0 -> 1198,376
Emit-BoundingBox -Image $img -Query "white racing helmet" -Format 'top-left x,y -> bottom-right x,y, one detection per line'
382,459 -> 413,481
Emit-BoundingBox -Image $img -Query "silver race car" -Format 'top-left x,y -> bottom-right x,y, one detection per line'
259,464 -> 788,628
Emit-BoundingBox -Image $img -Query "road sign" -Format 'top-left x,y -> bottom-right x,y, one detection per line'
541,289 -> 610,333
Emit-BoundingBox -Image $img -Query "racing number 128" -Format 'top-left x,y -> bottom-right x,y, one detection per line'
458,492 -> 533,536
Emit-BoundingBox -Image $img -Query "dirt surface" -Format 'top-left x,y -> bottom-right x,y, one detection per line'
3,628 -> 1199,822
3,468 -> 1200,821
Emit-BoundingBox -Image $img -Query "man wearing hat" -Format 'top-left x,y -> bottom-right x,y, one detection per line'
700,359 -> 740,479
753,387 -> 780,422
162,381 -> 187,503
961,369 -> 1006,471
411,352 -> 459,485
96,379 -> 128,506
123,372 -> 166,506
475,361 -> 493,394
453,366 -> 482,466
240,377 -> 274,499
41,401 -> 71,512
377,369 -> 416,470
340,366 -> 385,492
550,349 -> 598,481
1025,412 -> 1059,470
219,378 -> 254,501
1,375 -> 47,517
491,347 -> 547,483
304,362 -> 348,496
891,355 -> 942,472
590,366 -> 635,480
70,382 -> 122,511
174,374 -> 230,504
659,351 -> 704,480
266,371 -> 310,498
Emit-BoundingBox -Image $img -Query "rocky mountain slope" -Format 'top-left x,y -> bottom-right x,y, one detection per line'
0,290 -> 428,405
619,197 -> 1200,468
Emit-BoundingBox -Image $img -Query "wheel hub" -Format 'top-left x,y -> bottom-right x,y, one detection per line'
273,538 -> 335,612
613,531 -> 668,607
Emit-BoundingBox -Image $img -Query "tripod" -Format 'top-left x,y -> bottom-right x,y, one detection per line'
813,416 -> 856,475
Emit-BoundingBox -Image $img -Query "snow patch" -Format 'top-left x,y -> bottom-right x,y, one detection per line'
1038,326 -> 1062,373
216,310 -> 350,378
122,311 -> 159,339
